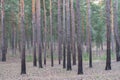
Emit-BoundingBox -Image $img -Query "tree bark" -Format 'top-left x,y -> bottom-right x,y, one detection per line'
70,0 -> 76,65
11,11 -> 16,55
58,0 -> 62,65
113,1 -> 120,47
105,0 -> 111,70
20,0 -> 26,74
110,0 -> 115,54
113,0 -> 120,61
36,0 -> 43,68
1,0 -> 7,62
66,0 -> 72,71
50,0 -> 54,67
116,40 -> 120,61
76,0 -> 83,74
63,0 -> 66,69
43,0 -> 47,65
86,0 -> 92,68
32,0 -> 37,67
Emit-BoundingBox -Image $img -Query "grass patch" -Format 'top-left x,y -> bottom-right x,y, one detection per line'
26,55 -> 33,62
82,51 -> 116,61
83,53 -> 89,61
25,51 -> 116,62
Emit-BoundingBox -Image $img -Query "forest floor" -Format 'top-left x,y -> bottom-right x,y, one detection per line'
0,57 -> 120,80
0,47 -> 120,80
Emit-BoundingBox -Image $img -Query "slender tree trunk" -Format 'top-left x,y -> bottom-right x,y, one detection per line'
105,0 -> 111,70
20,0 -> 26,74
76,0 -> 83,74
66,0 -> 72,71
111,1 -> 115,53
11,18 -> 15,55
1,0 -> 6,62
14,24 -> 16,55
36,0 -> 43,68
63,0 -> 66,69
25,24 -> 30,49
70,0 -> 76,65
50,0 -> 54,67
32,0 -> 37,67
101,42 -> 103,50
18,5 -> 21,53
86,0 -> 92,68
116,40 -> 120,61
81,16 -> 85,52
58,0 -> 62,65
113,0 -> 120,62
43,0 -> 47,65
114,2 -> 120,47
11,10 -> 16,55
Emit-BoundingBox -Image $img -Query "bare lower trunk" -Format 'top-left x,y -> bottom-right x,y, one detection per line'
70,0 -> 76,65
105,0 -> 111,70
76,0 -> 83,74
11,11 -> 16,55
32,0 -> 37,67
63,44 -> 66,68
113,0 -> 120,61
86,0 -> 92,68
62,0 -> 66,68
58,0 -> 62,65
36,0 -> 43,68
1,0 -> 7,62
116,40 -> 120,61
20,0 -> 26,74
43,0 -> 47,65
66,0 -> 72,71
50,0 -> 54,67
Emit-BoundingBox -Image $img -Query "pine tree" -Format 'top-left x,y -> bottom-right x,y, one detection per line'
20,0 -> 26,74
66,0 -> 72,71
58,0 -> 62,65
76,0 -> 83,74
32,0 -> 37,66
86,0 -> 92,68
105,0 -> 111,70
50,0 -> 54,67
36,0 -> 43,68
1,0 -> 7,62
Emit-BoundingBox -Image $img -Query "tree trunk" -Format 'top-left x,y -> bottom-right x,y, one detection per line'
63,0 -> 66,69
25,24 -> 30,49
110,1 -> 115,53
43,0 -> 47,65
20,0 -> 26,74
66,0 -> 72,71
50,0 -> 54,67
32,0 -> 37,67
86,0 -> 92,68
105,0 -> 111,70
11,10 -> 16,55
58,0 -> 62,65
1,0 -> 7,62
18,6 -> 21,53
70,0 -> 76,65
116,40 -> 120,61
36,0 -> 43,68
113,0 -> 120,62
76,0 -> 83,74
